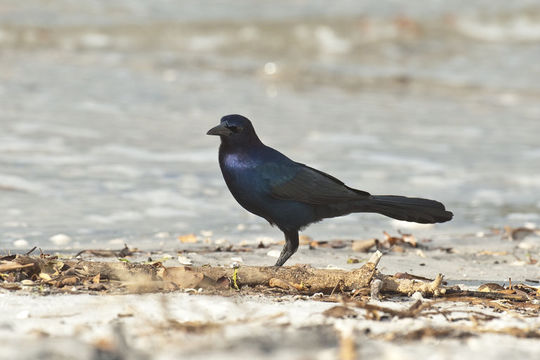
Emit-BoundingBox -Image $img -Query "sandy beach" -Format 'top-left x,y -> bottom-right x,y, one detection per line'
1,1 -> 540,359
1,229 -> 539,359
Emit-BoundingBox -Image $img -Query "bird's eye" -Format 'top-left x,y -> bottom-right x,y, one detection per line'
227,125 -> 242,133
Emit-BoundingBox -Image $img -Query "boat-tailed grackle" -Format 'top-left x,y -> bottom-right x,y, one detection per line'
207,114 -> 453,266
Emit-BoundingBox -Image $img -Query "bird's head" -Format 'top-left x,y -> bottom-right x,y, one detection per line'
207,114 -> 261,146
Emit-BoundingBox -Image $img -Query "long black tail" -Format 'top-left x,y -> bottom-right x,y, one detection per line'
363,195 -> 453,224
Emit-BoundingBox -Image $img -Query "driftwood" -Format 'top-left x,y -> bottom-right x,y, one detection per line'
0,261 -> 36,272
2,251 -> 537,301
0,251 -> 446,296
162,253 -> 379,294
158,251 -> 446,296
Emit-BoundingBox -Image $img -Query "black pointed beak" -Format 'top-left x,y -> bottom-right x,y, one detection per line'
207,123 -> 232,136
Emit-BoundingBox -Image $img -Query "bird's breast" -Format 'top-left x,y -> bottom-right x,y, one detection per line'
220,152 -> 270,207
223,152 -> 258,170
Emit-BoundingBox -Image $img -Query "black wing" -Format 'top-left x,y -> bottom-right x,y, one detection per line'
264,162 -> 370,205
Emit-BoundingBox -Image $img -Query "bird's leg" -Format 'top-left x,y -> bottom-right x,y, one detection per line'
274,230 -> 299,266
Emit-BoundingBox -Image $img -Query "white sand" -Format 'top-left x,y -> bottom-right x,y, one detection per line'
1,232 -> 539,359
0,290 -> 538,360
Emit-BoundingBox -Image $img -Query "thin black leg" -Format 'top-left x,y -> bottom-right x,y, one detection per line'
274,230 -> 299,266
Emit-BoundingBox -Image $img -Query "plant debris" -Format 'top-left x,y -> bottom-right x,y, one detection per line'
322,305 -> 358,318
74,244 -> 138,258
1,241 -> 539,347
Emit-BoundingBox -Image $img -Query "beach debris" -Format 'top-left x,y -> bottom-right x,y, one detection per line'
338,328 -> 357,360
478,283 -> 505,292
379,325 -> 540,341
178,234 -> 198,243
162,251 -> 382,294
381,231 -> 418,249
472,279 -> 539,300
323,305 -> 357,318
161,266 -> 229,290
177,255 -> 193,265
0,261 -> 35,273
348,231 -> 421,253
299,235 -> 313,245
476,250 -> 509,256
269,278 -> 304,291
309,239 -> 349,249
0,250 -> 538,333
75,244 -> 137,258
352,238 -> 378,252
153,251 -> 450,297
351,299 -> 428,319
167,320 -> 222,334
503,225 -> 539,241
0,282 -> 21,290
370,278 -> 383,299
380,327 -> 474,341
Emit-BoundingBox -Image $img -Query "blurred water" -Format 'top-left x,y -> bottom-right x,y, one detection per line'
1,1 -> 539,250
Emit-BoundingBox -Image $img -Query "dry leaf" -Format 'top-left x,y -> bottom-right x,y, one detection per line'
352,238 -> 378,252
383,231 -> 402,246
88,283 -> 107,291
58,276 -> 78,287
178,234 -> 198,243
478,283 -> 505,292
0,283 -> 21,291
477,250 -> 509,256
39,272 -> 52,282
402,233 -> 417,247
504,226 -> 537,241
299,235 -> 313,245
167,320 -> 221,334
322,305 -> 357,318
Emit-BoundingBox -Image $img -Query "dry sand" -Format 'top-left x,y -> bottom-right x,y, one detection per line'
1,230 -> 539,360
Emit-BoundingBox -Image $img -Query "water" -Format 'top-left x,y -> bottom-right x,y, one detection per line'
1,1 -> 539,250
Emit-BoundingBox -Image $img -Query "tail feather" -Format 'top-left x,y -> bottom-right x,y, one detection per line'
364,195 -> 453,224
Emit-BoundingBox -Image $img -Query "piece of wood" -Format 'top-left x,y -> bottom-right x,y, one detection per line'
58,251 -> 447,296
4,252 -> 453,297
0,262 -> 36,272
441,290 -> 530,302
163,251 -> 383,294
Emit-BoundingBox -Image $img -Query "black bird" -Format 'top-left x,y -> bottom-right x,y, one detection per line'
207,114 -> 453,266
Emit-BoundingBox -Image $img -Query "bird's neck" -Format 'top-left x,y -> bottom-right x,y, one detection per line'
219,138 -> 266,167
220,136 -> 264,152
